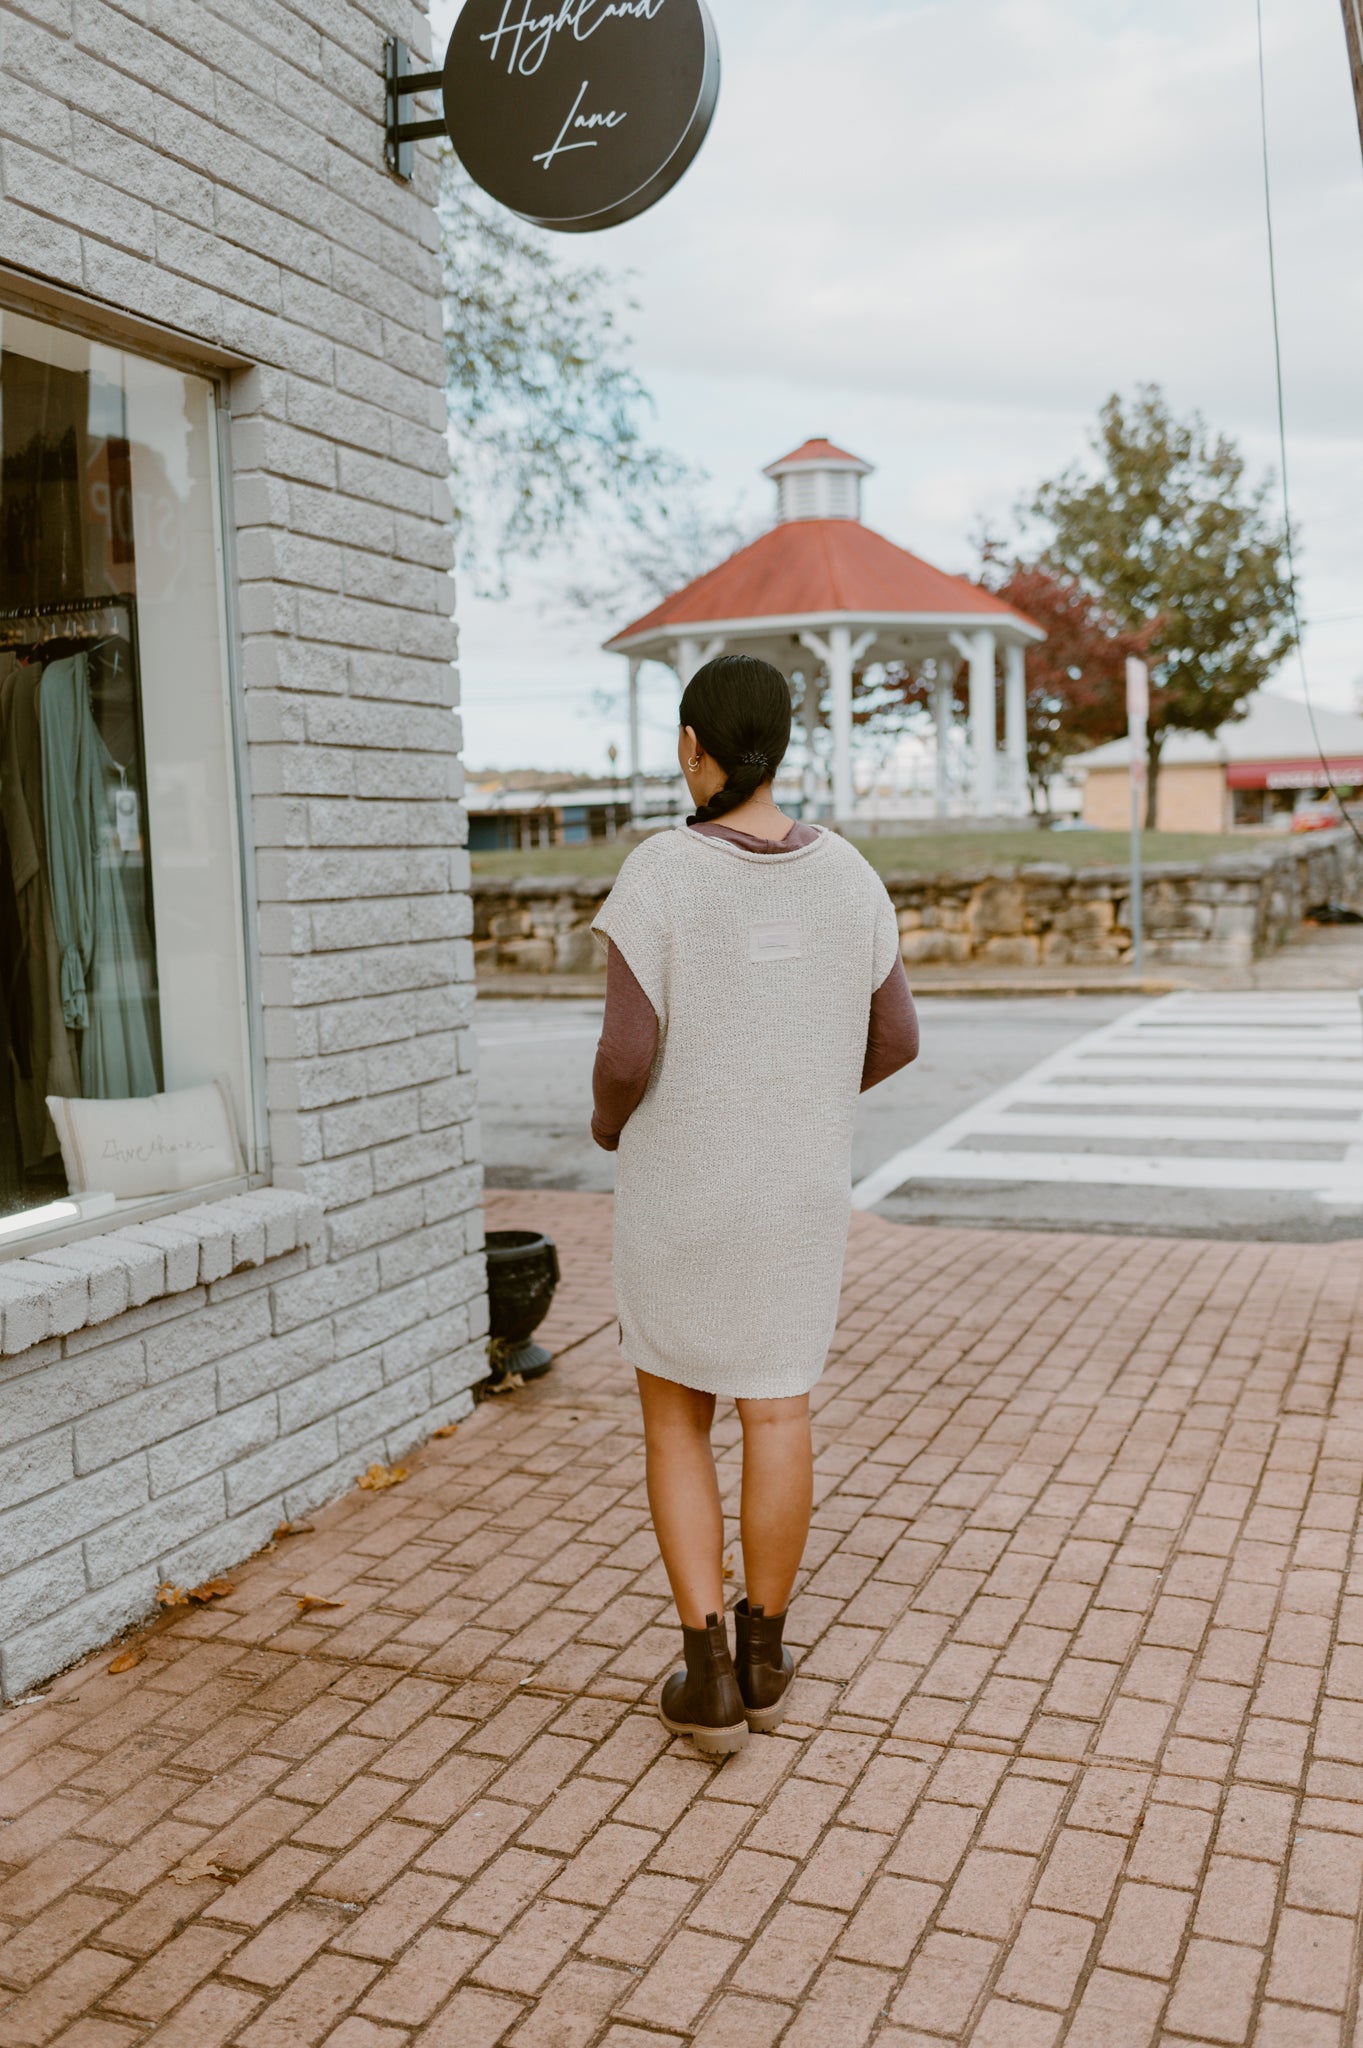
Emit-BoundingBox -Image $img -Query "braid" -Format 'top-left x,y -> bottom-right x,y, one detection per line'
689,759 -> 766,825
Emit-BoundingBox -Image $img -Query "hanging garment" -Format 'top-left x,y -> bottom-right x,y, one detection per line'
39,653 -> 161,1100
0,661 -> 81,1169
0,749 -> 30,1076
0,816 -> 24,1207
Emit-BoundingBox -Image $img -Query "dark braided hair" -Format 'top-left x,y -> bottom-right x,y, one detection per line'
680,654 -> 793,825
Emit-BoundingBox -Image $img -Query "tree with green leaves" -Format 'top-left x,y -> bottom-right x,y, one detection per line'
439,156 -> 684,594
1028,385 -> 1296,823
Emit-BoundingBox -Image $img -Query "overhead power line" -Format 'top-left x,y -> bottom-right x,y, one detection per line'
1255,0 -> 1363,850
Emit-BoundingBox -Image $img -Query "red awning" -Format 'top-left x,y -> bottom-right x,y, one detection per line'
1225,758 -> 1363,790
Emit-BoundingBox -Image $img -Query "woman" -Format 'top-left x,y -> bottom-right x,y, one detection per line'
591,654 -> 919,1753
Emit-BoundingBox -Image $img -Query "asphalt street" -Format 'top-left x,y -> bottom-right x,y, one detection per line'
477,993 -> 1363,1242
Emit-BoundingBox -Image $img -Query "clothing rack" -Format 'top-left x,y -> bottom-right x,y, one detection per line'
0,593 -> 136,650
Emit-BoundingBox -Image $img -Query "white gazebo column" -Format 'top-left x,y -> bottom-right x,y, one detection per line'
802,668 -> 821,816
932,658 -> 955,817
626,656 -> 645,827
1004,642 -> 1027,814
800,626 -> 873,822
829,626 -> 855,821
676,636 -> 725,686
953,629 -> 997,816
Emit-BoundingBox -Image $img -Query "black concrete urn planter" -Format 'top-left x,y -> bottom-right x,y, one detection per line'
485,1230 -> 560,1383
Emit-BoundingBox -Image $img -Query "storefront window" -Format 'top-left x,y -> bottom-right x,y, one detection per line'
0,309 -> 254,1241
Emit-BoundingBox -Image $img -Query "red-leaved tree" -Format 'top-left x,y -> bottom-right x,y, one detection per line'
850,554 -> 1154,813
980,551 -> 1156,813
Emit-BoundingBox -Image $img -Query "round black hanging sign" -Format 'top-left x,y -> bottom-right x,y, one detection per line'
442,0 -> 721,234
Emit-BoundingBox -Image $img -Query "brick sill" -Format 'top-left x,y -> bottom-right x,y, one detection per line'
0,1186 -> 325,1357
1,1176 -> 257,1258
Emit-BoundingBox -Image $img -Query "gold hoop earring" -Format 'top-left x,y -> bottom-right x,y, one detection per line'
689,757 -> 701,772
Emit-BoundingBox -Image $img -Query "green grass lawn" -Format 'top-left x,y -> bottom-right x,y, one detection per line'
853,829 -> 1279,875
470,828 -> 1280,883
472,842 -> 644,880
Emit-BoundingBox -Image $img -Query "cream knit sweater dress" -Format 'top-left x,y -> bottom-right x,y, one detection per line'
592,824 -> 902,1400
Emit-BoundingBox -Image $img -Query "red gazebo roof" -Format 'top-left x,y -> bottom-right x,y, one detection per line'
606,518 -> 1038,649
763,437 -> 873,474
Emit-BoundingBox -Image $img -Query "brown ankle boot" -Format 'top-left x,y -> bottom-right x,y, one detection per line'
734,1598 -> 794,1731
659,1612 -> 749,1755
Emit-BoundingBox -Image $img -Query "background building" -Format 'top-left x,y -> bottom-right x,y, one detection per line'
0,2 -> 485,1695
468,775 -> 647,852
1073,691 -> 1363,831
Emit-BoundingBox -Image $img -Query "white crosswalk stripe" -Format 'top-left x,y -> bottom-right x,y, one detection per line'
853,990 -> 1363,1211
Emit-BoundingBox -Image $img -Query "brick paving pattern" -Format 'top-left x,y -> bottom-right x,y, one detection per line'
2,1188 -> 1361,2046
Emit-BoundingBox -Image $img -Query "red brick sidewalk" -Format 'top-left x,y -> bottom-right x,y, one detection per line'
1,1192 -> 1361,2047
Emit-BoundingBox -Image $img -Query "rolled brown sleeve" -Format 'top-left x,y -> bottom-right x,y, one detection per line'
592,941 -> 660,1150
861,956 -> 919,1092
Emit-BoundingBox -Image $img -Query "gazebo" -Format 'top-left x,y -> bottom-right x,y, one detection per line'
605,439 -> 1045,824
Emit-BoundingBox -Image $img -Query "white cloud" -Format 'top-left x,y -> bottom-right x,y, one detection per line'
430,0 -> 1363,771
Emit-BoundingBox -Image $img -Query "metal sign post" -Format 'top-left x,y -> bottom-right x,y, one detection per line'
1343,0 -> 1363,162
1126,657 -> 1149,980
384,1 -> 721,233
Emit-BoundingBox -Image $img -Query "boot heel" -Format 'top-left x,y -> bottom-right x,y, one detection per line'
744,1698 -> 788,1733
689,1716 -> 749,1755
658,1704 -> 749,1752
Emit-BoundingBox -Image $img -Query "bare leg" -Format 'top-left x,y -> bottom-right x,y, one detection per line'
636,1369 -> 723,1629
736,1395 -> 813,1615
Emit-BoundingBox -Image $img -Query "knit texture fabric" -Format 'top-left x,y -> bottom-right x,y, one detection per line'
592,824 -> 901,1398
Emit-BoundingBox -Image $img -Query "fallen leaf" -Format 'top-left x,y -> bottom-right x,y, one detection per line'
485,1372 -> 524,1397
296,1595 -> 345,1614
156,1584 -> 188,1608
108,1648 -> 144,1674
172,1858 -> 239,1886
356,1463 -> 407,1491
274,1521 -> 315,1540
431,1423 -> 460,1439
722,1551 -> 735,1582
188,1578 -> 234,1603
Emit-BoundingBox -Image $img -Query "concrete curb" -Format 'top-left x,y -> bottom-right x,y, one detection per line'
475,972 -> 1178,1001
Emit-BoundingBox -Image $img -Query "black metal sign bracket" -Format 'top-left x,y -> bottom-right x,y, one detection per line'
385,38 -> 446,180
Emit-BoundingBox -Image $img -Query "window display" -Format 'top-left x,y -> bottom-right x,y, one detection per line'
0,309 -> 254,1235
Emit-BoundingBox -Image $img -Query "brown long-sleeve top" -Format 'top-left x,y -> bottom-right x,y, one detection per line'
591,820 -> 920,1151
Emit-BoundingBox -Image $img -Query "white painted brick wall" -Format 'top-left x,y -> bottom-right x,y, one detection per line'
0,0 -> 488,1697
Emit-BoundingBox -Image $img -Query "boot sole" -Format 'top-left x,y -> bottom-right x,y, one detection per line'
658,1706 -> 749,1754
743,1698 -> 789,1733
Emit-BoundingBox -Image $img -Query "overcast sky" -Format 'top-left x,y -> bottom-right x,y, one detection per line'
428,0 -> 1363,776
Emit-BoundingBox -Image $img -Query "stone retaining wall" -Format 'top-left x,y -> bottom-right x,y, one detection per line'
474,829 -> 1363,976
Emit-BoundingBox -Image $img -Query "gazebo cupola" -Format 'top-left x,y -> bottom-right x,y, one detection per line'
764,438 -> 873,524
605,439 -> 1045,825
